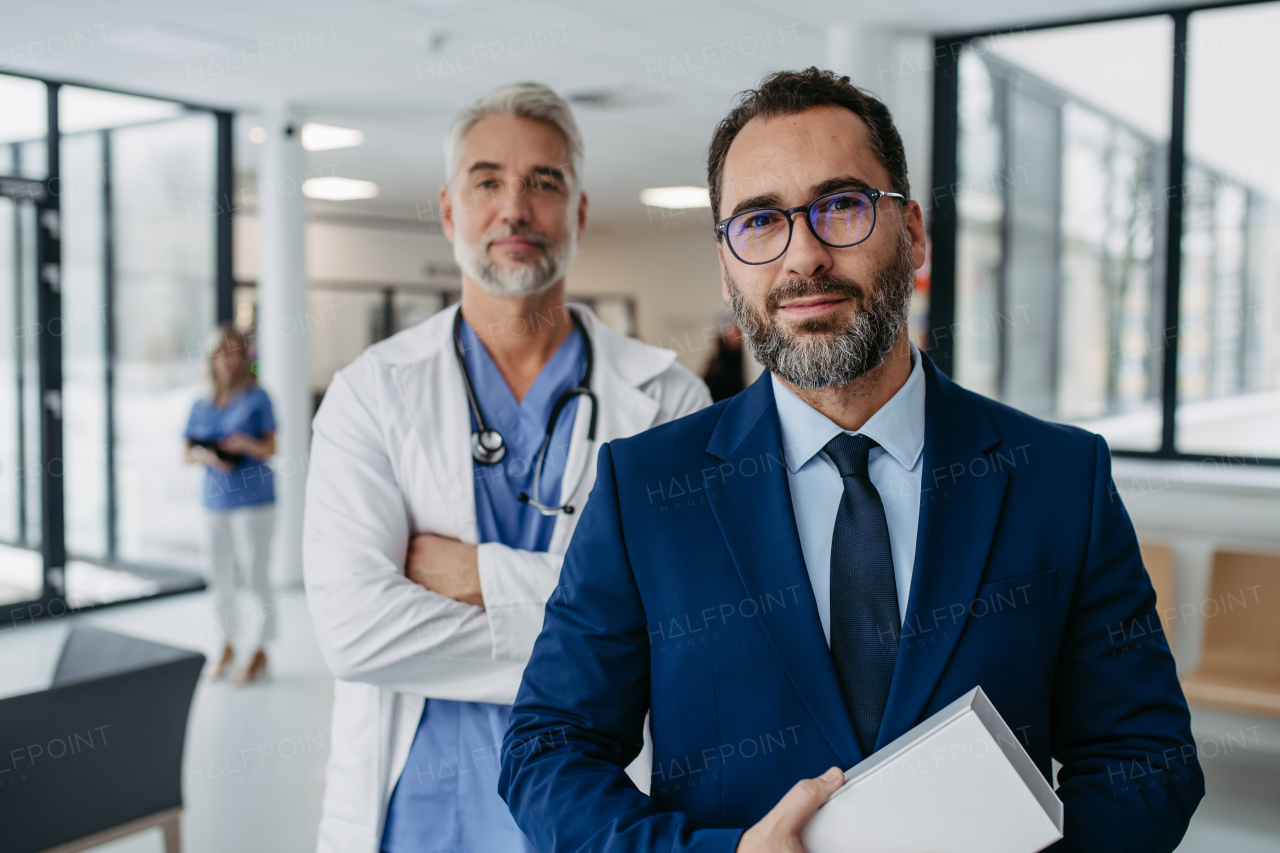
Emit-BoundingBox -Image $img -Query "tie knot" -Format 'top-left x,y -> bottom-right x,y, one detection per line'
824,433 -> 878,479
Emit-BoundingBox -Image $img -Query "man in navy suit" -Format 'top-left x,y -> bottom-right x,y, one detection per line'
500,67 -> 1202,853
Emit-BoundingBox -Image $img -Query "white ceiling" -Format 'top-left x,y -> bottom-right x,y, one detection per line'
3,0 -> 1208,226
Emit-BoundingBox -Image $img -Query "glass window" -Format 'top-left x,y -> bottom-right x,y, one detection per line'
0,75 -> 48,180
0,197 -> 40,568
0,77 -> 220,608
0,543 -> 41,608
0,193 -> 43,604
0,197 -> 19,545
112,113 -> 216,571
0,75 -> 49,587
60,127 -> 108,559
57,85 -> 189,563
1178,4 -> 1280,457
952,17 -> 1173,449
59,86 -> 184,135
19,201 -> 40,548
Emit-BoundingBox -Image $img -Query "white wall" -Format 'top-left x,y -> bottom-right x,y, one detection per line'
568,220 -> 730,373
235,215 -> 456,286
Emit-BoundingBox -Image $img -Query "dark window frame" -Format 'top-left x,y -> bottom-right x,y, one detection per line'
0,71 -> 235,625
929,0 -> 1280,466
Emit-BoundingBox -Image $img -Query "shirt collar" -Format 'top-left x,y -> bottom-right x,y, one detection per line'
771,342 -> 926,475
457,316 -> 585,434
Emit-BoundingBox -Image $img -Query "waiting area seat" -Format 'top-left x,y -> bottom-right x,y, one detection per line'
1181,551 -> 1280,716
0,625 -> 204,853
1139,542 -> 1176,639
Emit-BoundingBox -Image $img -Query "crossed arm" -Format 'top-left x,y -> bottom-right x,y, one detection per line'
407,533 -> 485,605
302,369 -> 563,699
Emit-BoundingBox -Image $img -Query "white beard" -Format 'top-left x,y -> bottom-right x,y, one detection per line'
453,225 -> 577,297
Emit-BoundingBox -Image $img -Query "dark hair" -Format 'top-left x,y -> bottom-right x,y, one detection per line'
706,67 -> 910,222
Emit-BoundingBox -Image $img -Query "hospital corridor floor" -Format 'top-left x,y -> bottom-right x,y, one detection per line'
0,586 -> 1276,853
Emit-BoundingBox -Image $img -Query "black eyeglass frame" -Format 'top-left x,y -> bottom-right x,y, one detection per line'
715,187 -> 907,265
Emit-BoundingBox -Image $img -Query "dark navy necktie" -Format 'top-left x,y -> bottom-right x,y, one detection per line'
825,433 -> 900,757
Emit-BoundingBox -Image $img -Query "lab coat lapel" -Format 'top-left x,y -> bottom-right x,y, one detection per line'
705,375 -> 863,769
388,305 -> 480,543
549,307 -> 662,552
877,356 -> 1009,748
390,302 -> 666,553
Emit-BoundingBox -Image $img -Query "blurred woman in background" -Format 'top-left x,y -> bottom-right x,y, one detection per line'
183,323 -> 278,684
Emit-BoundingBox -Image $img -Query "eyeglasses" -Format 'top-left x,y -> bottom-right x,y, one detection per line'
715,188 -> 906,265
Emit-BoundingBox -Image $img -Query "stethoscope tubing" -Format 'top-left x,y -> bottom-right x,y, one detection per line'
452,306 -> 596,515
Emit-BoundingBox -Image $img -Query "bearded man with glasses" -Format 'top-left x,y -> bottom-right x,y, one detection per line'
501,68 -> 1202,853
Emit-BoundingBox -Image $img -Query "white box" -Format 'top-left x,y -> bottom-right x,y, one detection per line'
802,686 -> 1063,853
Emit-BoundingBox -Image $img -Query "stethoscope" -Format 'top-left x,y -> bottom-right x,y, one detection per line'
453,307 -> 598,516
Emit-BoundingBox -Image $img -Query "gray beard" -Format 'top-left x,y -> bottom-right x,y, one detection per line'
454,224 -> 577,297
727,229 -> 916,389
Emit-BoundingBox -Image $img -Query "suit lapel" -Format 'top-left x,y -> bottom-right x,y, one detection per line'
877,357 -> 1009,747
705,376 -> 863,769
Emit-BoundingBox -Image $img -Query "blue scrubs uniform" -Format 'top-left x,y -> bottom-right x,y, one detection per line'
184,385 -> 276,510
380,318 -> 585,853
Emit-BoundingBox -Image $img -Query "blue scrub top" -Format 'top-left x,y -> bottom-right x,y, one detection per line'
184,385 -> 276,511
380,317 -> 585,853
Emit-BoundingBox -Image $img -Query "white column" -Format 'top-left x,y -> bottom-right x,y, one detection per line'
257,103 -> 309,587
826,23 -> 910,102
825,24 -> 856,81
824,26 -> 934,208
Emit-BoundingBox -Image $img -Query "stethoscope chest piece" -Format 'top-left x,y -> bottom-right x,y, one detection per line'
454,306 -> 597,513
470,428 -> 506,465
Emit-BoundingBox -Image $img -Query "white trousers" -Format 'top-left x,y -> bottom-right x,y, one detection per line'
206,503 -> 277,649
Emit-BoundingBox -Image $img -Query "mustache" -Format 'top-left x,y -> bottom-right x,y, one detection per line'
765,275 -> 865,314
484,224 -> 552,253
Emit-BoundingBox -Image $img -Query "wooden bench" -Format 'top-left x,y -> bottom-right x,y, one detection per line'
1180,551 -> 1280,716
1139,542 -> 1176,641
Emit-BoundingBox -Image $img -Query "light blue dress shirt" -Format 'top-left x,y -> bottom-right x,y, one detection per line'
380,318 -> 585,853
771,344 -> 926,644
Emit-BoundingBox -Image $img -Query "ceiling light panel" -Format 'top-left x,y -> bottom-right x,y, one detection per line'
640,186 -> 711,209
302,123 -> 364,151
303,177 -> 379,200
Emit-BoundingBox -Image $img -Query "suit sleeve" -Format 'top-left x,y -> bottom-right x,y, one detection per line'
1049,434 -> 1204,852
500,444 -> 742,853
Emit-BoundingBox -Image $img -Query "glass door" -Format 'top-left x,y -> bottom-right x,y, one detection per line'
0,191 -> 44,612
0,73 -> 52,619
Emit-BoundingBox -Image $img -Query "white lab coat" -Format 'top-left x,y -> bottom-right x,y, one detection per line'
303,303 -> 711,853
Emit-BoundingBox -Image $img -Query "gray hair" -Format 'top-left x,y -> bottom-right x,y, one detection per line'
443,82 -> 583,187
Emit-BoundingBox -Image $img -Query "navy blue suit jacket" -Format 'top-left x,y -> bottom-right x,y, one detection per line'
501,356 -> 1202,852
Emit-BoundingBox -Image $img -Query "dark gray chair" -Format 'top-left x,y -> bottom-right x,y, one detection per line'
0,625 -> 204,853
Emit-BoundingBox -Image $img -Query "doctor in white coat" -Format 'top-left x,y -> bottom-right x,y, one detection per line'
303,82 -> 711,853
